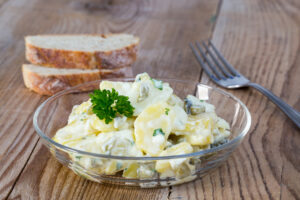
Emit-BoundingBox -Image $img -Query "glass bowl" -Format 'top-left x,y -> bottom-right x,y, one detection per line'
33,78 -> 251,187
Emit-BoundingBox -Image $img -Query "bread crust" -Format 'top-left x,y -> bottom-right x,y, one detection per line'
25,35 -> 139,70
100,66 -> 133,79
22,65 -> 133,96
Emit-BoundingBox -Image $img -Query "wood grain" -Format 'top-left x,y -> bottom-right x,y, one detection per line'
0,0 -> 219,199
0,0 -> 299,199
169,0 -> 300,199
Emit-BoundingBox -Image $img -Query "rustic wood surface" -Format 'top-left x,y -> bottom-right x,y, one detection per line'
0,0 -> 299,199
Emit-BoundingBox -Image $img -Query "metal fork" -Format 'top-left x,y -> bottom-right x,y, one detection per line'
190,41 -> 300,128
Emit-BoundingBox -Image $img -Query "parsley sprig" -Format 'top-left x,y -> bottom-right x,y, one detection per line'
89,89 -> 134,124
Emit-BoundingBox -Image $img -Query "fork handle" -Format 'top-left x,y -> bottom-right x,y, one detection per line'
248,83 -> 300,128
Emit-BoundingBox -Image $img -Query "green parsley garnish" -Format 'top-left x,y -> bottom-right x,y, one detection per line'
165,108 -> 170,115
151,78 -> 163,90
90,88 -> 134,124
200,100 -> 204,102
153,128 -> 165,136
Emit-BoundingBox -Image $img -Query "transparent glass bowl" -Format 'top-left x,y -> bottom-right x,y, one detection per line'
33,78 -> 251,187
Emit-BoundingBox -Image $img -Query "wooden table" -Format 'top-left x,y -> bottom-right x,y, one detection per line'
0,0 -> 299,199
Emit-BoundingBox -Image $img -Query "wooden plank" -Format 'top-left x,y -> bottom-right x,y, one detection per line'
0,2 -> 50,196
278,1 -> 300,198
0,0 -> 219,199
170,0 -> 300,199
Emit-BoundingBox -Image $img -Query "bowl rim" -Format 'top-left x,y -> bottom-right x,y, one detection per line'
33,78 -> 251,160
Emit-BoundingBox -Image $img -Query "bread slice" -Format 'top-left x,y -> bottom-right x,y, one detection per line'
22,64 -> 133,96
25,34 -> 139,70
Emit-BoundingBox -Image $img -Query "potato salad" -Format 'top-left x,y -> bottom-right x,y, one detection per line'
53,73 -> 231,179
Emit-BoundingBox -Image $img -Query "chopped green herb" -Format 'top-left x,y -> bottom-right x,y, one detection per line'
151,78 -> 163,90
153,128 -> 165,136
116,162 -> 122,170
90,88 -> 134,124
75,156 -> 82,160
200,100 -> 204,102
165,108 -> 170,115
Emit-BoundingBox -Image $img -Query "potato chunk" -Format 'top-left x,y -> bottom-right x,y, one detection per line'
134,102 -> 175,155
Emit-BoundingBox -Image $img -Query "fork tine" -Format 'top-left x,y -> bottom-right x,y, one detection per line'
202,41 -> 233,78
189,43 -> 219,81
195,42 -> 225,80
208,40 -> 240,76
